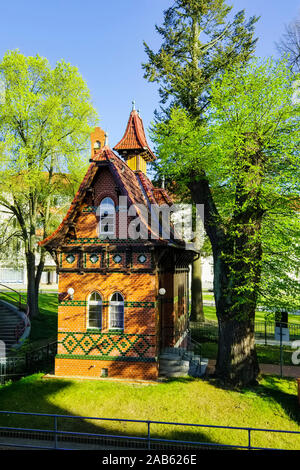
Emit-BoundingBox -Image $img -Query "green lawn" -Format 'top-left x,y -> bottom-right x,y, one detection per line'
0,291 -> 58,350
203,304 -> 300,325
196,341 -> 295,366
0,373 -> 298,450
0,292 -> 299,449
30,293 -> 58,344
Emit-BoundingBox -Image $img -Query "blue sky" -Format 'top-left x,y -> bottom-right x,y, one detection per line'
0,0 -> 299,148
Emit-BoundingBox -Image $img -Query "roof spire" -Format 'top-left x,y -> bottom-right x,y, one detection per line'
132,100 -> 136,111
104,132 -> 109,147
113,108 -> 156,164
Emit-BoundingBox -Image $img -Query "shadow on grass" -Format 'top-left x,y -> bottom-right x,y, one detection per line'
244,375 -> 300,426
203,372 -> 299,428
0,374 -> 223,450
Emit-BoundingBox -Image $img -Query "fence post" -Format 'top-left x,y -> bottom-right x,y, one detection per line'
264,321 -> 267,346
147,421 -> 151,450
54,415 -> 58,449
248,428 -> 251,450
199,344 -> 202,368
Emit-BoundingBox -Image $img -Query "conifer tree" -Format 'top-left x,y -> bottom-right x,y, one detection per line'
143,0 -> 259,324
143,0 -> 258,119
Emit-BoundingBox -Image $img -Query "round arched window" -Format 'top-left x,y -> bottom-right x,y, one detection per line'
99,197 -> 115,236
94,140 -> 101,149
109,292 -> 124,330
88,292 -> 102,329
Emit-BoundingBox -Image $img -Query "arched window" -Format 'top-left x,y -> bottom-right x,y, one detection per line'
109,292 -> 124,330
94,140 -> 101,149
99,197 -> 115,236
88,291 -> 102,329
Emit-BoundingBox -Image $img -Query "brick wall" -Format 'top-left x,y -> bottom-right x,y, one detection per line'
53,161 -> 188,381
55,357 -> 158,381
55,269 -> 158,380
55,163 -> 159,380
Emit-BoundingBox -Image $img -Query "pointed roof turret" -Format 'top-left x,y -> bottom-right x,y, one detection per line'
113,106 -> 156,162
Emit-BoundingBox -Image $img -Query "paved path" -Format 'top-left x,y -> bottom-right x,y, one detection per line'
206,360 -> 300,378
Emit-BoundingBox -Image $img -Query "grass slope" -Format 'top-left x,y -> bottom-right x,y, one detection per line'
0,374 -> 299,450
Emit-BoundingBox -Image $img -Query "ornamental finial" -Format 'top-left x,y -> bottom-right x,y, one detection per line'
132,100 -> 136,111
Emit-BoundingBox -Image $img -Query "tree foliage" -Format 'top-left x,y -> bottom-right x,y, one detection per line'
151,58 -> 300,313
143,0 -> 258,119
0,50 -> 98,315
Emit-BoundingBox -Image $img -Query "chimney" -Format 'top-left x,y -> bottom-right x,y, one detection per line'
90,127 -> 106,157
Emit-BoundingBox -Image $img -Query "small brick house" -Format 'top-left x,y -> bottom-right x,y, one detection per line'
40,108 -> 197,381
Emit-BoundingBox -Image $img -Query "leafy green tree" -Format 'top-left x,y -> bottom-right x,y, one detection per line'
151,58 -> 300,386
143,0 -> 259,323
0,50 -> 97,317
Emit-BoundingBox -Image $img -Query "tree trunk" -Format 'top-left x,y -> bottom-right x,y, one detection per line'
189,174 -> 261,387
190,255 -> 205,322
213,247 -> 260,386
26,250 -> 39,318
215,316 -> 259,386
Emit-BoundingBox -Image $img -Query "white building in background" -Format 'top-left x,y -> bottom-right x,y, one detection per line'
171,202 -> 214,292
0,261 -> 58,287
0,202 -> 58,289
201,256 -> 214,291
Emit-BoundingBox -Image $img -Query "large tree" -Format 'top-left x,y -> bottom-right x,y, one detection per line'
143,0 -> 258,119
151,58 -> 300,386
143,0 -> 258,322
277,17 -> 300,73
0,50 -> 97,317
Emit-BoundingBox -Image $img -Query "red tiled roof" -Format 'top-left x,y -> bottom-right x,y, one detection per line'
113,110 -> 156,162
39,150 -> 104,247
39,146 -> 174,248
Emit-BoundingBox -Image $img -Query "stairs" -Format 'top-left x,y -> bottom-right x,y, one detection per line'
159,347 -> 208,379
0,302 -> 20,355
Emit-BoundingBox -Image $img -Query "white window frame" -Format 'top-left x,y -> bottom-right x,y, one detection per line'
109,292 -> 124,330
87,291 -> 102,329
99,197 -> 116,237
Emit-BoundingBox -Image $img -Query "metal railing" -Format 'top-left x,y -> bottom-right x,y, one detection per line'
255,320 -> 300,343
0,410 -> 298,450
187,335 -> 202,366
0,283 -> 30,342
190,320 -> 300,344
0,283 -> 27,311
0,340 -> 57,383
15,304 -> 30,343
